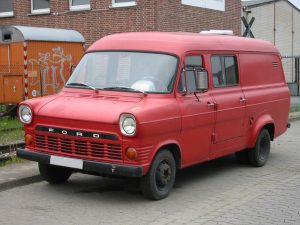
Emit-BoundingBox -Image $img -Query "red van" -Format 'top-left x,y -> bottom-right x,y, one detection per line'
17,32 -> 290,200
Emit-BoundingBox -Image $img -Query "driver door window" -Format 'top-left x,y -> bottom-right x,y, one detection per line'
178,55 -> 203,92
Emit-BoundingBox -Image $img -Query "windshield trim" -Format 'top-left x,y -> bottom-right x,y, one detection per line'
64,50 -> 180,94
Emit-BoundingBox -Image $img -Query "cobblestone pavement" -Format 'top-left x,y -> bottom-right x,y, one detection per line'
0,121 -> 300,225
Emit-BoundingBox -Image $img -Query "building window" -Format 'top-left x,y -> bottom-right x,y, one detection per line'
0,0 -> 13,18
182,0 -> 225,11
211,56 -> 239,88
112,0 -> 136,8
70,0 -> 91,11
31,0 -> 50,14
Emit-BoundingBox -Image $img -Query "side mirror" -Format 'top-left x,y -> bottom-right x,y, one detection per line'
195,70 -> 208,92
181,68 -> 209,95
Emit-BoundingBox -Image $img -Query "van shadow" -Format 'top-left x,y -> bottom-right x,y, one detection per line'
43,154 -> 247,202
174,154 -> 239,187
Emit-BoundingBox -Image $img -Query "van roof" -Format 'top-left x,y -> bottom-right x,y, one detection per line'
87,32 -> 278,55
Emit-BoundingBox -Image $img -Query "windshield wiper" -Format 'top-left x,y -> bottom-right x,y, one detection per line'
66,82 -> 98,92
103,86 -> 147,95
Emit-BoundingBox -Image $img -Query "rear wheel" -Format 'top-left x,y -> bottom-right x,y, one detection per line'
248,129 -> 271,167
140,150 -> 176,200
39,163 -> 72,184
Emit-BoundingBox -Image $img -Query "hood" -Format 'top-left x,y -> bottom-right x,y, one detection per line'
37,94 -> 143,124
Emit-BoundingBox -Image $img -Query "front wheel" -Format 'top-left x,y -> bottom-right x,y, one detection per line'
248,129 -> 271,167
39,163 -> 72,184
140,150 -> 176,200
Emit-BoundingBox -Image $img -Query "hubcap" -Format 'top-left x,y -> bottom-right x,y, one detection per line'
155,160 -> 172,189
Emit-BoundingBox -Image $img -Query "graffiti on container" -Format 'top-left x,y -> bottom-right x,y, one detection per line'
28,47 -> 73,95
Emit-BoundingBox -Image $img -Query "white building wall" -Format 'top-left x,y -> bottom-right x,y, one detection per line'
294,9 -> 300,56
249,4 -> 274,44
294,10 -> 300,93
275,1 -> 293,82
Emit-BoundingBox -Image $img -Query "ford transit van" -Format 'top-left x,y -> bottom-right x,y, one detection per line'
17,32 -> 290,200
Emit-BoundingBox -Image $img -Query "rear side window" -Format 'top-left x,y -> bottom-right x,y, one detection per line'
211,55 -> 239,88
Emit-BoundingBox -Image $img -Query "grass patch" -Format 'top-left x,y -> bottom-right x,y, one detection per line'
0,117 -> 24,145
0,156 -> 26,167
291,104 -> 300,113
0,116 -> 23,130
0,104 -> 6,112
0,129 -> 24,145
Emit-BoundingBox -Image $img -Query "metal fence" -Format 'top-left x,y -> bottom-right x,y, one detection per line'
281,56 -> 300,96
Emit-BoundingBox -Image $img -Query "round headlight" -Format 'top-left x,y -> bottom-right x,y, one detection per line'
120,114 -> 136,136
19,105 -> 33,124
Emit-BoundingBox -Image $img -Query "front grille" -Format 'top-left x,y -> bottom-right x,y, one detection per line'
35,134 -> 122,161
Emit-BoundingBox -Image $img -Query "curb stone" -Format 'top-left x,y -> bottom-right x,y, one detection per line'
289,111 -> 300,121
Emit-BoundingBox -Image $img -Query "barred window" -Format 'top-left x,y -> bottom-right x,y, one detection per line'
112,0 -> 136,7
31,0 -> 50,14
70,0 -> 91,11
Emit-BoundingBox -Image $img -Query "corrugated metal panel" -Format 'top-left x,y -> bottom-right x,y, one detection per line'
0,42 -> 24,104
0,42 -> 23,75
10,43 -> 24,74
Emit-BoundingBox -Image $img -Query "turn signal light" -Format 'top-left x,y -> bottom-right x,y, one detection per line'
25,134 -> 33,146
126,147 -> 137,160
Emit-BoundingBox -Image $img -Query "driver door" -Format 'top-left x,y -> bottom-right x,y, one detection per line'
177,54 -> 216,166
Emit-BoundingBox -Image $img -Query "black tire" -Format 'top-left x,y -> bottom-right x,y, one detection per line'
248,129 -> 271,167
39,163 -> 72,184
235,149 -> 250,164
140,150 -> 176,200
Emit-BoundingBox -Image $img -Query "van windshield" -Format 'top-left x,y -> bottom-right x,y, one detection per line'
66,52 -> 178,93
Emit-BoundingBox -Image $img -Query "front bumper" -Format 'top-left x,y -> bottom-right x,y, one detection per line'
17,148 -> 143,178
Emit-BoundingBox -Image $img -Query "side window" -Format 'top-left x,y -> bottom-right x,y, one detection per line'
211,55 -> 238,88
224,56 -> 238,86
211,56 -> 224,87
178,55 -> 203,92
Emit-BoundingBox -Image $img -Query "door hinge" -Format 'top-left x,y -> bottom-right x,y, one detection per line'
211,133 -> 216,143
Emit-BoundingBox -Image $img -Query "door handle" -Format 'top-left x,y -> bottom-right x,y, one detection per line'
207,102 -> 217,110
240,97 -> 246,103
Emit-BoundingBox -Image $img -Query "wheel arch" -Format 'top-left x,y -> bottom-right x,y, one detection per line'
151,141 -> 182,170
248,114 -> 275,148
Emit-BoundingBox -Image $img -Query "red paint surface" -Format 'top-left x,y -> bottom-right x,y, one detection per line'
21,33 -> 290,175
